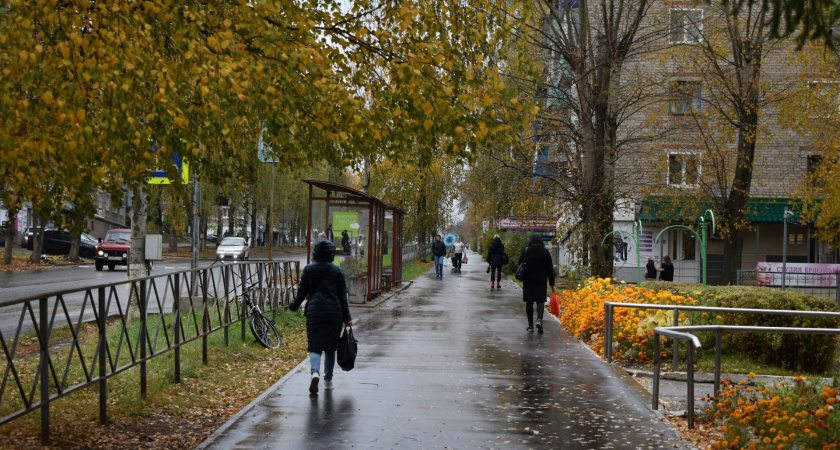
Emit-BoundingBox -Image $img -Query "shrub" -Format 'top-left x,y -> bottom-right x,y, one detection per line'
654,283 -> 840,373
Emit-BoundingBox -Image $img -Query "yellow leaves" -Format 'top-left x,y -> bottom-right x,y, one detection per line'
18,50 -> 28,61
42,91 -> 54,104
423,119 -> 434,131
75,109 -> 86,123
393,109 -> 402,118
455,126 -> 464,134
174,116 -> 186,127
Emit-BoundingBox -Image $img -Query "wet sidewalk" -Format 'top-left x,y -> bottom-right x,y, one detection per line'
199,251 -> 691,449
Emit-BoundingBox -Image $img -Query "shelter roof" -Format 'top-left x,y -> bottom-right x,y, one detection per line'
302,180 -> 404,214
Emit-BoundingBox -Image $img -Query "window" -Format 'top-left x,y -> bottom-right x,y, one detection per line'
669,80 -> 702,115
669,8 -> 703,44
667,151 -> 700,187
788,233 -> 804,245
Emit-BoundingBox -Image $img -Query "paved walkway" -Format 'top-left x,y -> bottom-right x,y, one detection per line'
199,250 -> 691,449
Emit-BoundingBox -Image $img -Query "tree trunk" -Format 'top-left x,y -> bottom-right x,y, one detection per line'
127,185 -> 150,319
4,205 -> 19,265
169,224 -> 178,251
68,233 -> 81,261
250,199 -> 257,247
30,214 -> 44,263
228,202 -> 235,238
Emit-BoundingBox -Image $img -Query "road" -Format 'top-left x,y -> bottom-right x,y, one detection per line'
0,252 -> 308,337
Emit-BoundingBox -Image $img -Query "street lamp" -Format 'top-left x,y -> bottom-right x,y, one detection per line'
782,207 -> 792,290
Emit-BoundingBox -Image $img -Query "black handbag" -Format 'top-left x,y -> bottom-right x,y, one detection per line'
337,326 -> 358,371
515,248 -> 528,281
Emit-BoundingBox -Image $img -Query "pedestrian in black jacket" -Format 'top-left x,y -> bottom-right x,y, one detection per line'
659,255 -> 674,281
518,234 -> 556,333
431,234 -> 447,278
487,235 -> 506,290
290,239 -> 353,394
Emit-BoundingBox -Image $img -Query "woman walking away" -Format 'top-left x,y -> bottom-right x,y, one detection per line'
487,235 -> 506,290
290,239 -> 353,394
645,256 -> 659,281
518,234 -> 555,333
659,255 -> 674,282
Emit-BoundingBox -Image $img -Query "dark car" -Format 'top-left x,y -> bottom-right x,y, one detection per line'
24,227 -> 50,250
41,230 -> 97,258
95,229 -> 131,271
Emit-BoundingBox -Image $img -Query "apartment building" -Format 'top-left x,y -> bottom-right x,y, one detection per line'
545,0 -> 839,283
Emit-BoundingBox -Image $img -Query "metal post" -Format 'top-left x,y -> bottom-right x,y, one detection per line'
635,220 -> 642,285
700,220 -> 707,287
687,344 -> 695,429
140,280 -> 147,398
782,208 -> 790,290
605,303 -> 613,364
714,329 -> 722,397
39,297 -> 50,445
240,263 -> 247,341
192,171 -> 200,270
98,287 -> 107,424
202,268 -> 209,364
268,162 -> 275,261
174,273 -> 181,383
652,334 -> 660,410
673,308 -> 679,371
223,265 -> 230,344
836,273 -> 840,306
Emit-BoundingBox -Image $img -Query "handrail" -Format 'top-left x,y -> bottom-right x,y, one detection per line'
652,325 -> 840,429
603,301 -> 840,371
0,260 -> 300,445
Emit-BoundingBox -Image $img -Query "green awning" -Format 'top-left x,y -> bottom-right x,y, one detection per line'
639,196 -> 806,224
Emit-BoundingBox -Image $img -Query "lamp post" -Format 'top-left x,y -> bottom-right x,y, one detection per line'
782,207 -> 792,290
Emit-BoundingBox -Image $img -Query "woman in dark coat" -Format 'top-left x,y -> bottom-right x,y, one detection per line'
518,234 -> 555,333
659,255 -> 674,281
290,239 -> 353,394
645,256 -> 658,281
487,235 -> 506,290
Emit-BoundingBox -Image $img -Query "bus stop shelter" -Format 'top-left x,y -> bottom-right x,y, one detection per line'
303,180 -> 404,303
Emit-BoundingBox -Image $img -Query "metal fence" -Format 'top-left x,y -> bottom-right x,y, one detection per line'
737,270 -> 840,304
0,260 -> 299,445
602,301 -> 840,429
401,243 -> 428,263
652,325 -> 840,429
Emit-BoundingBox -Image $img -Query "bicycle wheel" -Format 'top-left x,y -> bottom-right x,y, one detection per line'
249,314 -> 282,349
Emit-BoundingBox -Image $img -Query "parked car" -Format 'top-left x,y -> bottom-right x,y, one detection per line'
216,237 -> 249,260
95,229 -> 131,271
23,227 -> 52,250
40,230 -> 97,258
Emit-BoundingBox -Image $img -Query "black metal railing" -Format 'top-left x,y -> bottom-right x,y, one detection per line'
0,260 -> 299,445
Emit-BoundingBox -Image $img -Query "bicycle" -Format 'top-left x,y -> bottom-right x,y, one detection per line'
241,284 -> 282,349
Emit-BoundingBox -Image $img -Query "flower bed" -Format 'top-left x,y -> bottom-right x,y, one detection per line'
557,277 -> 697,363
553,278 -> 840,448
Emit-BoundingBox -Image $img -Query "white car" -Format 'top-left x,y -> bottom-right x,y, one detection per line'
216,237 -> 249,260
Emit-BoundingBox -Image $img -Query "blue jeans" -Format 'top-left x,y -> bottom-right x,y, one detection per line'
433,255 -> 444,276
310,351 -> 336,381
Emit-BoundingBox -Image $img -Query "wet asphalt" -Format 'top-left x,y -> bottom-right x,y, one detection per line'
199,251 -> 691,449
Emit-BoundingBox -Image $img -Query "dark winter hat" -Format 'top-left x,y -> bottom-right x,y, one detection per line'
313,239 -> 336,262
